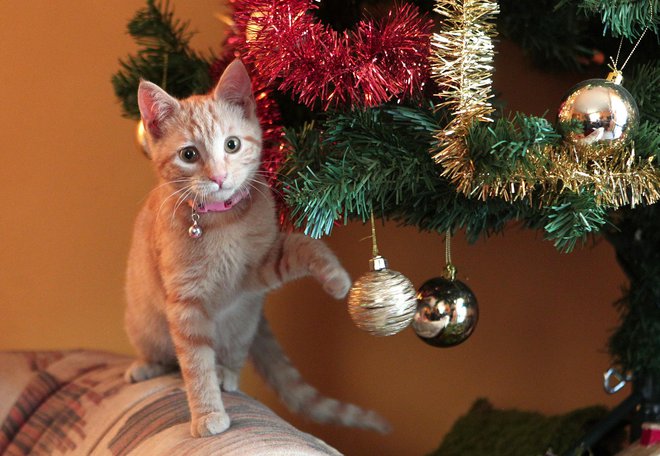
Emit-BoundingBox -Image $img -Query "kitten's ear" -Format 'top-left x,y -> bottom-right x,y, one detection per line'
213,59 -> 256,117
137,80 -> 179,139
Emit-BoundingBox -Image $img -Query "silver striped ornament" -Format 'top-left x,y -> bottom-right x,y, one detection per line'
347,255 -> 417,336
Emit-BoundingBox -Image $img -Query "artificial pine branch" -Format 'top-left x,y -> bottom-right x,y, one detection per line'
283,106 -> 444,237
111,1 -> 660,251
569,0 -> 660,38
540,194 -> 609,252
128,0 -> 192,50
282,104 -> 622,252
498,0 -> 599,70
627,60 -> 660,124
467,114 -> 561,175
633,121 -> 660,163
607,204 -> 660,378
112,0 -> 213,119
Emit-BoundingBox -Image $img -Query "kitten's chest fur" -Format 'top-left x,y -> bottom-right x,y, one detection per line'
148,183 -> 277,306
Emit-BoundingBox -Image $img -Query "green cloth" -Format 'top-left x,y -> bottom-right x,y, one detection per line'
429,399 -> 611,456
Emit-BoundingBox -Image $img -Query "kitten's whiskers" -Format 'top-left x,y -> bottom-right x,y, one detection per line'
172,187 -> 196,224
249,175 -> 282,199
156,180 -> 195,222
253,172 -> 285,198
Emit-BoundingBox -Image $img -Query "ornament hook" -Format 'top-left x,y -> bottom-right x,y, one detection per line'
368,210 -> 388,271
603,367 -> 633,394
444,229 -> 457,281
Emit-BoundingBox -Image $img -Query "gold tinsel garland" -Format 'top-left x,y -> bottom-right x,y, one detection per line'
471,143 -> 660,207
431,0 -> 660,207
431,0 -> 498,188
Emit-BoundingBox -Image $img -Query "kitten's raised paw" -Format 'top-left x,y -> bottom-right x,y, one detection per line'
124,360 -> 171,383
191,411 -> 231,437
319,265 -> 352,299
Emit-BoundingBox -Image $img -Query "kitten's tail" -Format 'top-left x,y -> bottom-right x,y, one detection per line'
249,316 -> 391,434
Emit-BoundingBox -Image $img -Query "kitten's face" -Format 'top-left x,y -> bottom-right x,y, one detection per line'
138,60 -> 262,205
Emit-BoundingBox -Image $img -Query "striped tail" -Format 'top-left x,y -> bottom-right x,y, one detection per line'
249,316 -> 391,434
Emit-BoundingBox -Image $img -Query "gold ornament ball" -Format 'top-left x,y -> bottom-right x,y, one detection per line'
136,120 -> 151,158
347,259 -> 417,337
557,77 -> 638,146
412,277 -> 478,347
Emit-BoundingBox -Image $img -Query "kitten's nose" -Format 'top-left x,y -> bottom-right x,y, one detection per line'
210,174 -> 226,188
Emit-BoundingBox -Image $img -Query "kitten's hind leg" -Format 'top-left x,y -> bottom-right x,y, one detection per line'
216,365 -> 240,392
125,359 -> 176,383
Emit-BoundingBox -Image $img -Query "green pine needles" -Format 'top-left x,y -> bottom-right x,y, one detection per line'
112,0 -> 213,119
281,105 -> 627,252
628,61 -> 660,125
498,0 -> 598,70
570,0 -> 660,38
606,204 -> 660,380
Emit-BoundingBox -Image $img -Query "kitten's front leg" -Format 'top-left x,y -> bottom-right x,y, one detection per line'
165,298 -> 230,437
256,233 -> 351,298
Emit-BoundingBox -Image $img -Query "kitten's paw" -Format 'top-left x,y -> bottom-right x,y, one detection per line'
124,360 -> 171,383
217,366 -> 239,392
325,271 -> 351,299
316,264 -> 352,299
191,411 -> 231,437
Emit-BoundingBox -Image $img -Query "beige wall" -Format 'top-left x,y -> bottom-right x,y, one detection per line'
0,2 -> 627,455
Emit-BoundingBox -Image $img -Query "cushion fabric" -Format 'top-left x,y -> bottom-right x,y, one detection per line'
0,350 -> 340,456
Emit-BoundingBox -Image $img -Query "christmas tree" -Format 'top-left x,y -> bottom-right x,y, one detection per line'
113,0 -> 660,452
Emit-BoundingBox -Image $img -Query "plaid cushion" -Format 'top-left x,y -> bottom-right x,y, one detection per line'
0,350 -> 340,455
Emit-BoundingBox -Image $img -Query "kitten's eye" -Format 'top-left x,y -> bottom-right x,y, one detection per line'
178,146 -> 200,163
224,136 -> 241,154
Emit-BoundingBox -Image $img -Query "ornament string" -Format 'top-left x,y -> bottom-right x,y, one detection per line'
444,229 -> 456,281
162,53 -> 169,90
610,3 -> 653,73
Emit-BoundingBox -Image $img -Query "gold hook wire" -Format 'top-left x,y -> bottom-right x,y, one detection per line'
370,210 -> 379,258
445,228 -> 457,281
610,1 -> 653,73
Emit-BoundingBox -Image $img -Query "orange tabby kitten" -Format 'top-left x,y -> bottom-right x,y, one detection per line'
124,60 -> 389,437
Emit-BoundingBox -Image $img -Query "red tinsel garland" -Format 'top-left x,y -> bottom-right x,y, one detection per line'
231,0 -> 433,110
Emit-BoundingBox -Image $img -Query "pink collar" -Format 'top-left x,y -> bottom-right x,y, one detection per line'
190,189 -> 249,213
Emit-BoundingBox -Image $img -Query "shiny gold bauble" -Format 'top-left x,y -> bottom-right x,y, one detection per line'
136,120 -> 150,158
347,255 -> 417,336
557,74 -> 638,146
412,277 -> 478,347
